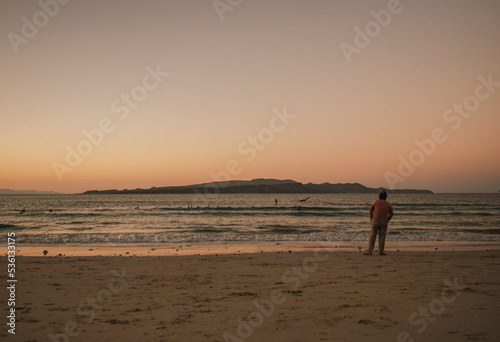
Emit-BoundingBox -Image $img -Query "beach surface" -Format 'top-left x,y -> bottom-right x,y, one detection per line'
1,245 -> 500,341
9,240 -> 500,257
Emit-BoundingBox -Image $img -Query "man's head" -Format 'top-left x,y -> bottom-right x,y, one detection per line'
379,190 -> 387,200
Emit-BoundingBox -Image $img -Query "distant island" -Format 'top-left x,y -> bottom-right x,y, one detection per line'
0,189 -> 61,195
83,179 -> 432,194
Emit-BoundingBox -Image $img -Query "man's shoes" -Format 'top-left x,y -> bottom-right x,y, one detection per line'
363,251 -> 372,255
379,252 -> 387,256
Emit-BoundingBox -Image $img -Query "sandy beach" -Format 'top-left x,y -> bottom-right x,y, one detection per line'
2,244 -> 500,341
6,240 -> 500,257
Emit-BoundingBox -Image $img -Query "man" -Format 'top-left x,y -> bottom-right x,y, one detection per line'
364,190 -> 393,256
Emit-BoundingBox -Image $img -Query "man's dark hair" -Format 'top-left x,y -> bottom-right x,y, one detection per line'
379,190 -> 387,200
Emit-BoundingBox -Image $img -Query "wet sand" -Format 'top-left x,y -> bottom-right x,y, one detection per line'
10,240 -> 500,257
1,245 -> 499,341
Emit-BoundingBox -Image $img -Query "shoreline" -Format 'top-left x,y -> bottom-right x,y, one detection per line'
7,240 -> 500,257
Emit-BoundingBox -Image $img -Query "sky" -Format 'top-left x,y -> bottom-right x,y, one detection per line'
1,0 -> 499,194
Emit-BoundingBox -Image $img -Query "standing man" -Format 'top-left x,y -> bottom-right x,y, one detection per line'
364,190 -> 393,256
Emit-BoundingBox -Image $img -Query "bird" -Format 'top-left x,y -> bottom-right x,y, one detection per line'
43,250 -> 48,256
298,197 -> 310,202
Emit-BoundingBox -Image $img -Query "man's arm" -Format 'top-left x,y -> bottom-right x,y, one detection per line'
388,206 -> 393,222
369,204 -> 374,220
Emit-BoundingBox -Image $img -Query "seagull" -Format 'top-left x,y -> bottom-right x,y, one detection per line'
298,197 -> 310,202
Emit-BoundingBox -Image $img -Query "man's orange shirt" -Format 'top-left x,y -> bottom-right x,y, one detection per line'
371,199 -> 393,218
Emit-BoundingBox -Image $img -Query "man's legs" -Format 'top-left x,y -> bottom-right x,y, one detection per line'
378,217 -> 389,255
367,219 -> 381,253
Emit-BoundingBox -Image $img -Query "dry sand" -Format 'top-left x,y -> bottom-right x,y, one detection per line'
1,244 -> 500,341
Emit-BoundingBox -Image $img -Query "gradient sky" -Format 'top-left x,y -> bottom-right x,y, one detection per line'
1,0 -> 499,193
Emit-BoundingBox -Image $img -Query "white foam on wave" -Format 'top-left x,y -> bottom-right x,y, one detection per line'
6,231 -> 500,244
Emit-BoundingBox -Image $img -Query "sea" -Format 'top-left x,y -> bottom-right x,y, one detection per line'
0,193 -> 499,245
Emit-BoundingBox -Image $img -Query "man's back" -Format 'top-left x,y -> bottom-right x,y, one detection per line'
371,199 -> 393,218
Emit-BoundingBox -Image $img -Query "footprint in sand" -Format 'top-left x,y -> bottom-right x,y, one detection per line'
463,332 -> 488,340
336,304 -> 362,311
106,319 -> 130,325
24,319 -> 41,323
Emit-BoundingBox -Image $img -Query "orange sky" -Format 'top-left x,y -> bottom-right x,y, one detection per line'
1,0 -> 499,193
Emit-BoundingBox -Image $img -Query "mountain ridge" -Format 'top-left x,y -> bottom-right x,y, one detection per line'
0,189 -> 61,195
83,179 -> 432,194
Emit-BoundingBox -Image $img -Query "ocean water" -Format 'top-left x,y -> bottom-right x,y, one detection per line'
0,193 -> 499,244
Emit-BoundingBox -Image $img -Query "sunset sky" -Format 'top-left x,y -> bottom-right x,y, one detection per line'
1,0 -> 499,194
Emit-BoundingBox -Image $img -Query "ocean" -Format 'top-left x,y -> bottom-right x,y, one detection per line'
0,193 -> 499,244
